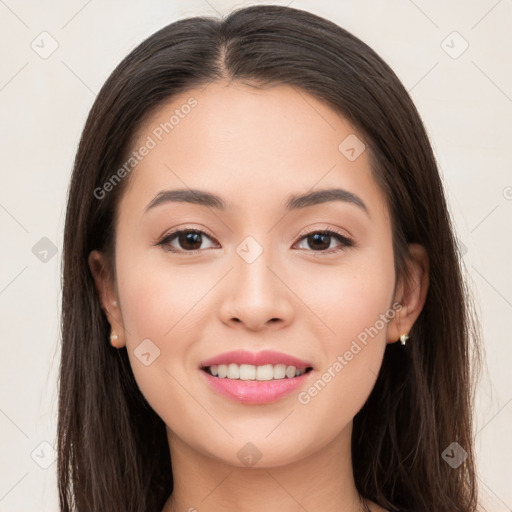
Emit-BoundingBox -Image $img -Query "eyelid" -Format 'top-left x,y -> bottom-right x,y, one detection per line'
156,223 -> 216,241
156,225 -> 220,252
296,224 -> 353,242
156,224 -> 355,254
294,225 -> 354,253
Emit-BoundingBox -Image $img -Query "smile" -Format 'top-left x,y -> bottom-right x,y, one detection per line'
203,363 -> 314,380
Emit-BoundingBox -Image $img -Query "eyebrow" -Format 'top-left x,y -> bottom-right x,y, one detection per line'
144,187 -> 369,215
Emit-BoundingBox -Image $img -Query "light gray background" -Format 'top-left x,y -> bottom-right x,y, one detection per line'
0,1 -> 511,510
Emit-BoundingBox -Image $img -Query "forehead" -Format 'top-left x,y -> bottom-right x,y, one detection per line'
118,81 -> 386,219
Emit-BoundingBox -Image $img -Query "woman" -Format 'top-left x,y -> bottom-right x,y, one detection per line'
58,4 -> 484,511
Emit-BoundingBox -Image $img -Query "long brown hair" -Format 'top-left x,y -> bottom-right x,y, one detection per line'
58,5 -> 484,511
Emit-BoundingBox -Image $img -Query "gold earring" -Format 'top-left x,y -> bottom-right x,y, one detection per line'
110,329 -> 119,347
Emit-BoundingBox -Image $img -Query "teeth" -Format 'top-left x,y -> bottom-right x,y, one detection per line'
240,364 -> 256,380
227,363 -> 239,379
208,364 -> 308,380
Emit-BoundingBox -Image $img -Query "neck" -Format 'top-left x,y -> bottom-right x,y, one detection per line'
162,422 -> 370,512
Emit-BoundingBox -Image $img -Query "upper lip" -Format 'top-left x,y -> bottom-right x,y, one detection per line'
200,350 -> 313,369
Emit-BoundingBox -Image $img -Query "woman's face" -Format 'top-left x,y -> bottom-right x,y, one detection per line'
91,81 -> 409,467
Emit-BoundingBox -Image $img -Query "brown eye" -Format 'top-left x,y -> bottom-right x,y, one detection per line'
178,231 -> 203,250
295,230 -> 353,254
306,232 -> 331,250
158,229 -> 217,253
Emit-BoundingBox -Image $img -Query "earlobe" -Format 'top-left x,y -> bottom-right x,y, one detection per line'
387,243 -> 430,344
88,250 -> 126,348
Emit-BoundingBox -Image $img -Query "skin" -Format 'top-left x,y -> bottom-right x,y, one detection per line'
89,81 -> 429,512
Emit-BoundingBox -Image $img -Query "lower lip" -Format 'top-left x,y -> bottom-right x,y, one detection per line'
200,369 -> 312,404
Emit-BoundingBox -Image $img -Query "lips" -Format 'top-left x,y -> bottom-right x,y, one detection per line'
200,349 -> 313,370
201,368 -> 312,404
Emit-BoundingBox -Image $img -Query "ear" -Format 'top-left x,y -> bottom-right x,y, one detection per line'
386,243 -> 429,344
88,249 -> 126,348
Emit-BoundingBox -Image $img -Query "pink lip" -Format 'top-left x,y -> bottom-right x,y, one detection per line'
200,368 -> 313,404
200,349 -> 313,369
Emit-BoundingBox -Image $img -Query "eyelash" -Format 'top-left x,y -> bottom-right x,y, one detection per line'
156,226 -> 354,255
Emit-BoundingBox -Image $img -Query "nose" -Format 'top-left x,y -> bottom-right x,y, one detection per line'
219,245 -> 295,332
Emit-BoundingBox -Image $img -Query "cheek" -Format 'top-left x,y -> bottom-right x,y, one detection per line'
116,252 -> 212,340
114,250 -> 213,410
292,287 -> 392,445
303,248 -> 395,345
295,246 -> 395,401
